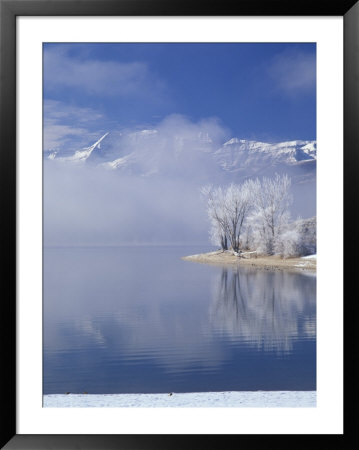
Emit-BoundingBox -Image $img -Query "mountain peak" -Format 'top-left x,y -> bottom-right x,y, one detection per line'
53,132 -> 109,163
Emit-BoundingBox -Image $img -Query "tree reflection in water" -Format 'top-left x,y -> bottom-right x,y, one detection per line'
210,267 -> 316,354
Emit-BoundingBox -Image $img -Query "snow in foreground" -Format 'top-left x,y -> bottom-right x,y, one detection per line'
44,391 -> 316,408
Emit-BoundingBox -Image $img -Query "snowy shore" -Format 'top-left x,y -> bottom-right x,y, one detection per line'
182,251 -> 316,271
44,391 -> 316,408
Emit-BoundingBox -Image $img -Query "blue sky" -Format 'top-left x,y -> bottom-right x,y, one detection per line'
43,43 -> 316,150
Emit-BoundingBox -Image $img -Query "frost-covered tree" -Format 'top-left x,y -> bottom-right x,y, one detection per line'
250,174 -> 292,255
201,181 -> 255,253
201,185 -> 228,250
209,217 -> 228,250
202,175 -> 297,256
222,182 -> 254,253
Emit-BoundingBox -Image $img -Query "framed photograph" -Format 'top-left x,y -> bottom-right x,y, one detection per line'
1,0 -> 355,448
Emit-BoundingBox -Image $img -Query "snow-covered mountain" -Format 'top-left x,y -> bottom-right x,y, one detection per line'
214,138 -> 316,172
213,138 -> 316,185
47,132 -> 109,163
45,130 -> 316,186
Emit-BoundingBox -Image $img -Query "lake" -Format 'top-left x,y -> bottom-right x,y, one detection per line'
43,246 -> 316,394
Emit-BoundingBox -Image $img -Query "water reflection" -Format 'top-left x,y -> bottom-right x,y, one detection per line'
210,267 -> 316,354
44,247 -> 316,393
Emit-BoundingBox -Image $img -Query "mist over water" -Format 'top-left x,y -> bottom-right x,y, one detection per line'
44,161 -> 211,247
44,119 -> 316,247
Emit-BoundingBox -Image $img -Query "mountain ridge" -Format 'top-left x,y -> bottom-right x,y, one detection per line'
45,130 -> 316,186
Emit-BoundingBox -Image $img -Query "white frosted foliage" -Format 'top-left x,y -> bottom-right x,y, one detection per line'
202,174 -> 315,257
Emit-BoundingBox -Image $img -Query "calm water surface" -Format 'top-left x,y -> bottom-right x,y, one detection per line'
43,246 -> 316,394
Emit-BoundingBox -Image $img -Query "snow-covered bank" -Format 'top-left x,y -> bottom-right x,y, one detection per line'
301,254 -> 317,260
44,391 -> 316,408
182,251 -> 316,271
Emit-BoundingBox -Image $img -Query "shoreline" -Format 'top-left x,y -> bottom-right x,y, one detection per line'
44,391 -> 316,408
182,250 -> 316,271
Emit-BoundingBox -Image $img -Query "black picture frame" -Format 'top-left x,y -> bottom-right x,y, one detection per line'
1,1 -> 356,448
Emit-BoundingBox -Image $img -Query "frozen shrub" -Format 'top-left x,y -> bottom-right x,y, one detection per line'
275,228 -> 302,258
295,217 -> 316,255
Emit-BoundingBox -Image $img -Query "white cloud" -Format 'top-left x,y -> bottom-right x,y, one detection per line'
44,100 -> 104,150
44,122 -> 88,150
44,99 -> 103,123
269,49 -> 316,94
44,46 -> 166,98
